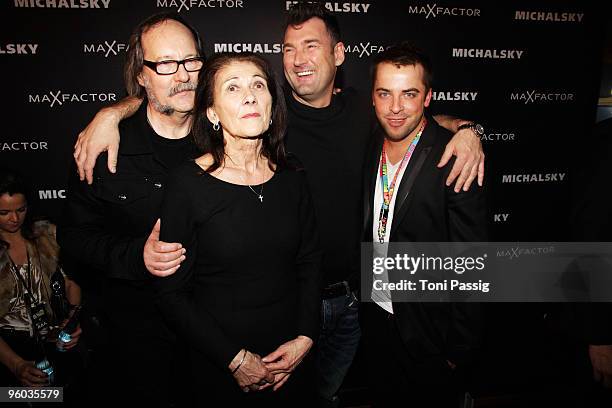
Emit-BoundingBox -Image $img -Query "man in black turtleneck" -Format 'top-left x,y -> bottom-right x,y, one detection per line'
70,5 -> 485,407
281,5 -> 484,407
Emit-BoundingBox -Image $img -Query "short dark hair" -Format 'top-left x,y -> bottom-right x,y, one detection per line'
191,52 -> 289,173
371,42 -> 434,91
285,2 -> 341,45
124,12 -> 204,98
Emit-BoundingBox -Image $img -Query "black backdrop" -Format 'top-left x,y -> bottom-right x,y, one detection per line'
1,0 -> 611,400
2,0 -> 608,243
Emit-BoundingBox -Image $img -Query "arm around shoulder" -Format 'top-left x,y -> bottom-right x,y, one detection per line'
75,96 -> 144,184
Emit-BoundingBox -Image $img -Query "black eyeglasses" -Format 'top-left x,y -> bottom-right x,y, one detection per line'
143,57 -> 205,75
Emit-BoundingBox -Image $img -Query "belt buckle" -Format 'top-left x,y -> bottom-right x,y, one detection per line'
331,281 -> 350,297
323,281 -> 350,299
341,281 -> 351,296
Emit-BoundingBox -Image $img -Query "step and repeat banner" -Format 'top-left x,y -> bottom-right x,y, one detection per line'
1,0 -> 607,241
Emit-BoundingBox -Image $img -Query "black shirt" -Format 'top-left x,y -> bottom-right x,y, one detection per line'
151,130 -> 195,170
285,88 -> 374,287
156,161 -> 321,369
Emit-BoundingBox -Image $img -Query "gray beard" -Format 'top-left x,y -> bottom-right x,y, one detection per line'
146,90 -> 175,116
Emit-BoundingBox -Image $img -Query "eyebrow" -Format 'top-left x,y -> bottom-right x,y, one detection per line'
375,87 -> 420,93
0,205 -> 26,211
153,53 -> 199,61
283,38 -> 321,47
221,74 -> 267,85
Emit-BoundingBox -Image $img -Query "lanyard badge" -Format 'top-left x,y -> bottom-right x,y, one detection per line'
29,301 -> 51,340
377,119 -> 427,243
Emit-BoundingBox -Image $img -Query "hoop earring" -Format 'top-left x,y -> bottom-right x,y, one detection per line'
269,119 -> 272,125
213,122 -> 220,131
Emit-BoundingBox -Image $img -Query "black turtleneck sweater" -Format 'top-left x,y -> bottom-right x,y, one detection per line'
285,88 -> 374,287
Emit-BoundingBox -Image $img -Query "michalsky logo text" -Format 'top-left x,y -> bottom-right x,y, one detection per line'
28,91 -> 117,107
84,41 -> 127,57
14,0 -> 110,8
343,43 -> 386,58
39,190 -> 66,199
214,43 -> 282,54
432,91 -> 478,102
157,0 -> 244,12
286,1 -> 370,13
452,48 -> 524,60
0,44 -> 38,55
408,4 -> 480,19
510,90 -> 574,104
502,173 -> 566,183
515,11 -> 584,23
1,141 -> 48,151
493,213 -> 510,222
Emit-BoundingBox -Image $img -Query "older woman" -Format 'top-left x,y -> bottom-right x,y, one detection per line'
155,52 -> 321,405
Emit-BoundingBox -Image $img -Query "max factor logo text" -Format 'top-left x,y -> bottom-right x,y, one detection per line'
28,91 -> 117,107
342,43 -> 386,58
157,0 -> 243,12
510,91 -> 574,104
408,4 -> 480,19
84,41 -> 127,57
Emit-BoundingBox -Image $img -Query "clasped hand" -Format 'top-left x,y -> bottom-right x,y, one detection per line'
231,336 -> 313,392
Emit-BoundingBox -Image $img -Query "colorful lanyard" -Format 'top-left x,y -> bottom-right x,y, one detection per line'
377,119 -> 427,243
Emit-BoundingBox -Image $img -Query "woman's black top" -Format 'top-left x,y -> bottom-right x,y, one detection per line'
155,161 -> 321,369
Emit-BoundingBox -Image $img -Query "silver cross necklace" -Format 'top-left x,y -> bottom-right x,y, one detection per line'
239,157 -> 264,203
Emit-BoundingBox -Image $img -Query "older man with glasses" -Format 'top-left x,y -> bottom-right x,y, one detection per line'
57,12 -> 202,406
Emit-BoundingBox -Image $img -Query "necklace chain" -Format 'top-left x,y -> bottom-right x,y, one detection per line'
236,156 -> 265,203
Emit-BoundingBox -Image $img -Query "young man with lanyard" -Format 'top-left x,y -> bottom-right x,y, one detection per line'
361,43 -> 487,407
70,4 -> 485,406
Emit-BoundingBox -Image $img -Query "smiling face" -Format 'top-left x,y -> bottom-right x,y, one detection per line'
372,62 -> 432,142
282,17 -> 345,108
137,19 -> 199,115
206,60 -> 273,140
0,193 -> 27,235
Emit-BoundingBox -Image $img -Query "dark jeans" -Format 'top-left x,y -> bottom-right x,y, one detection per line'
316,290 -> 361,408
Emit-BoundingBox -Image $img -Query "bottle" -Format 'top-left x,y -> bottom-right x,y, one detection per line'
35,358 -> 55,385
56,306 -> 81,352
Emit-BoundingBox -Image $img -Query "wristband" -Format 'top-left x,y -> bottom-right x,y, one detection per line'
232,349 -> 247,374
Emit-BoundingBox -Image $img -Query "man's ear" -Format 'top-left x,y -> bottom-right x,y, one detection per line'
334,42 -> 345,67
424,88 -> 432,108
137,71 -> 145,87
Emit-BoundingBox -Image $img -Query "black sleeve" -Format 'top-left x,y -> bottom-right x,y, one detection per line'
294,171 -> 323,340
446,174 -> 488,243
57,162 -> 147,281
153,170 -> 241,369
446,171 -> 488,359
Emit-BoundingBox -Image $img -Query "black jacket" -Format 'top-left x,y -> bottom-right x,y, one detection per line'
58,102 -> 198,286
362,116 -> 487,364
